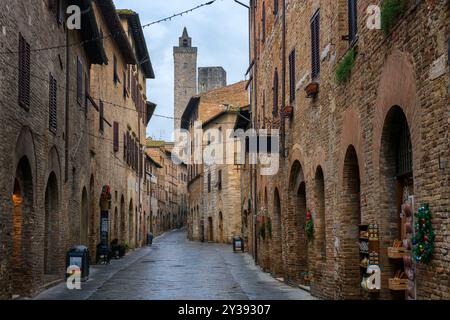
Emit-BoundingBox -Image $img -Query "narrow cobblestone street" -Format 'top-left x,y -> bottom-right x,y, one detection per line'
35,230 -> 314,300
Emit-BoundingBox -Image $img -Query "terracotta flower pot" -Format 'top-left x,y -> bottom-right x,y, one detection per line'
284,105 -> 294,117
305,82 -> 319,98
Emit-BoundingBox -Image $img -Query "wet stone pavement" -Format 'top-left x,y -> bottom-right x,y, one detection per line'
35,229 -> 315,300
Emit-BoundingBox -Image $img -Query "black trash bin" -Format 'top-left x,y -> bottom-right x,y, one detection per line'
66,245 -> 90,282
232,236 -> 244,253
147,232 -> 154,246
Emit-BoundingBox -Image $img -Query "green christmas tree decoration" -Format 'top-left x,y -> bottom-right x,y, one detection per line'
412,203 -> 435,264
305,210 -> 314,241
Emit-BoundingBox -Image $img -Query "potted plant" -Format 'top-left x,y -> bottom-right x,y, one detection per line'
305,82 -> 319,98
284,105 -> 294,117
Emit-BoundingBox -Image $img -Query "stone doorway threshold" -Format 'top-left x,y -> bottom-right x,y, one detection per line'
299,285 -> 311,292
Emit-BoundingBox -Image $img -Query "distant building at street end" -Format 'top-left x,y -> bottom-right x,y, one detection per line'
181,81 -> 248,243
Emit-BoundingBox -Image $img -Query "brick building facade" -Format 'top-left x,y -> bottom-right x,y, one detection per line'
0,0 -> 156,299
246,0 -> 449,299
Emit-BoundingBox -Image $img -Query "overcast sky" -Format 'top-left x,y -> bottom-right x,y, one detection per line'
115,0 -> 249,141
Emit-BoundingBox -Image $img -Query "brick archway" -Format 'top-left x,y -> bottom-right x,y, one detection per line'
286,159 -> 309,285
338,108 -> 365,186
272,187 -> 284,276
372,49 -> 420,299
338,145 -> 362,299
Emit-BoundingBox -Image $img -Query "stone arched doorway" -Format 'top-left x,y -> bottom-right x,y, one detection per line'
11,156 -> 34,296
128,199 -> 133,246
80,187 -> 89,245
288,160 -> 308,285
135,206 -> 138,246
315,166 -> 326,260
120,195 -> 125,242
44,172 -> 60,276
89,175 -> 96,252
218,212 -> 224,243
379,106 -> 414,300
340,145 -> 362,299
113,207 -> 119,241
272,188 -> 283,276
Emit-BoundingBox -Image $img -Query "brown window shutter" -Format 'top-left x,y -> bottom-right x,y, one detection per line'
49,73 -> 57,133
289,49 -> 296,103
113,122 -> 119,152
48,0 -> 56,10
99,100 -> 104,133
113,55 -> 118,84
135,141 -> 138,171
18,34 -> 31,110
348,0 -> 358,44
311,10 -> 320,80
77,57 -> 83,105
123,132 -> 127,161
56,0 -> 64,24
262,2 -> 266,42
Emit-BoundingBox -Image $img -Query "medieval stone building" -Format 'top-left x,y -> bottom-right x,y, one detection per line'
0,0 -> 105,298
245,0 -> 449,300
146,140 -> 188,235
0,0 -> 156,299
182,81 -> 248,243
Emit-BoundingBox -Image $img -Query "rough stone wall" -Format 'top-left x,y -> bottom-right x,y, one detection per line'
202,112 -> 242,244
249,0 -> 450,300
173,33 -> 197,131
187,82 -> 249,243
198,67 -> 227,94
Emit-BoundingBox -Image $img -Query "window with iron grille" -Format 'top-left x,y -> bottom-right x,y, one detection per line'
49,73 -> 57,133
76,57 -> 83,105
273,69 -> 279,116
348,0 -> 358,44
396,121 -> 413,177
18,34 -> 31,110
99,100 -> 104,133
289,49 -> 296,103
113,122 -> 119,152
124,132 -> 127,161
311,9 -> 320,80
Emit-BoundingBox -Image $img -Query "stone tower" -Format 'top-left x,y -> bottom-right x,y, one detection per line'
173,27 -> 198,131
198,67 -> 227,94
